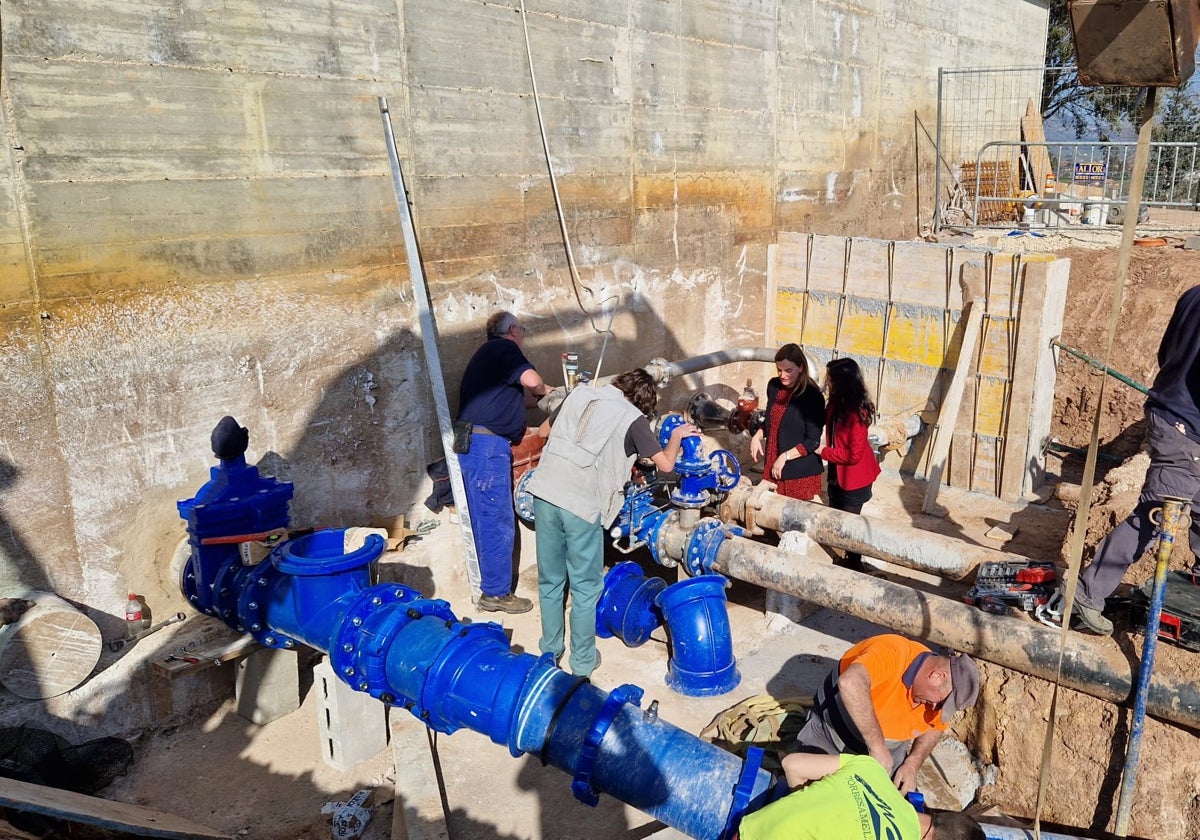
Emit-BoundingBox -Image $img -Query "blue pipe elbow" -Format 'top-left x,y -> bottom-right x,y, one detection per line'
656,576 -> 741,697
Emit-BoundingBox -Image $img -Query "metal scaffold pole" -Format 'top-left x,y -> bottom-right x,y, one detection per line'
378,96 -> 481,599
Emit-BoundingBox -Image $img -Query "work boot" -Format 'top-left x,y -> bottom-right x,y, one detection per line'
478,593 -> 534,614
1074,602 -> 1113,636
575,650 -> 600,678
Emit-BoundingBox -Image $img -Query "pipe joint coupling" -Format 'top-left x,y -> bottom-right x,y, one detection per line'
571,683 -> 645,806
684,519 -> 745,577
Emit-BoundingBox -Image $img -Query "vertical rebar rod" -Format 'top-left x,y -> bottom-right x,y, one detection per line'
934,67 -> 944,232
1114,496 -> 1187,836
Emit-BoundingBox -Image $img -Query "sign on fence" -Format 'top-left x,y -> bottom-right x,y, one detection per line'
1073,161 -> 1106,185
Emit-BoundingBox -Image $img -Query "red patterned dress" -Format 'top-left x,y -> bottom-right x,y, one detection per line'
764,385 -> 822,501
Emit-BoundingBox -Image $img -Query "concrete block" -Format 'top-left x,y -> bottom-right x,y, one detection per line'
235,647 -> 300,725
765,531 -> 824,628
1184,235 -> 1200,250
314,658 -> 389,772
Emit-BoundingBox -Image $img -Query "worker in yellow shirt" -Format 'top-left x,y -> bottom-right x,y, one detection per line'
735,752 -> 984,840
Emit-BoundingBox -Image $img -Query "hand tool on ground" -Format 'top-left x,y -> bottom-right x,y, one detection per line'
109,611 -> 188,651
163,653 -> 201,664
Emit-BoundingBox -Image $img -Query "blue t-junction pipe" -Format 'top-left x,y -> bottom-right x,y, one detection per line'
177,417 -> 772,840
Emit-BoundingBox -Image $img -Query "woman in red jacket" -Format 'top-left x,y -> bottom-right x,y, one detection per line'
819,358 -> 881,570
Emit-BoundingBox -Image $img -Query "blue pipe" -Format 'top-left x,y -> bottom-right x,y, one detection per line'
1113,496 -> 1187,836
177,417 -> 773,840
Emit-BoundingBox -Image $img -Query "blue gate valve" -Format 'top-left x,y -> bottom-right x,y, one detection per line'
658,415 -> 741,508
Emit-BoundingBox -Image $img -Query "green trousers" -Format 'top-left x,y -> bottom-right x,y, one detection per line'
532,497 -> 603,677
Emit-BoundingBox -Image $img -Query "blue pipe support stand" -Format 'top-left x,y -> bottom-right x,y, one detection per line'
596,561 -> 667,646
684,519 -> 746,577
658,415 -> 741,508
656,575 -> 741,697
177,420 -> 773,839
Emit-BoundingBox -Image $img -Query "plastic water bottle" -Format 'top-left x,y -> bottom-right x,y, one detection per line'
125,594 -> 144,637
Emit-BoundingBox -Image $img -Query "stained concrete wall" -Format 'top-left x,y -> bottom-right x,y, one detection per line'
0,0 -> 1048,714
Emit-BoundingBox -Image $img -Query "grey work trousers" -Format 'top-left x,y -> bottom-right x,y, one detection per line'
1077,410 -> 1200,610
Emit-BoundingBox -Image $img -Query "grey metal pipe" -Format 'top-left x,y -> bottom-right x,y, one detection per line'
677,531 -> 1200,731
980,825 -> 1090,840
642,348 -> 780,387
723,484 -> 1022,580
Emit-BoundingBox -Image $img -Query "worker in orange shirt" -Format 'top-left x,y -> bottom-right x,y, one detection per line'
793,634 -> 980,793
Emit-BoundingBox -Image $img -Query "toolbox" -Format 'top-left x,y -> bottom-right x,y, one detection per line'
965,560 -> 1058,614
1126,570 -> 1200,652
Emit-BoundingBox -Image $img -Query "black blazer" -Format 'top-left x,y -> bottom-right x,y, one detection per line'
766,377 -> 826,480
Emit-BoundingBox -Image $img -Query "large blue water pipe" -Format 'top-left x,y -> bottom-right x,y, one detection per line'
176,417 -> 773,840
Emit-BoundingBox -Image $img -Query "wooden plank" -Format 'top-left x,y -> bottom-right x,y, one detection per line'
0,777 -> 229,839
999,262 -> 1050,500
950,264 -> 986,491
923,297 -> 985,514
1021,99 -> 1053,194
151,619 -> 260,679
766,242 -> 780,347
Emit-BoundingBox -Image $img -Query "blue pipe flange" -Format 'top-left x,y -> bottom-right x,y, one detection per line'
275,529 -> 384,576
514,467 -> 537,524
596,562 -> 666,646
331,584 -> 432,698
571,683 -> 645,806
235,559 -> 300,649
683,519 -> 746,577
207,557 -> 243,624
640,509 -> 676,567
708,449 -> 741,492
723,746 -> 767,840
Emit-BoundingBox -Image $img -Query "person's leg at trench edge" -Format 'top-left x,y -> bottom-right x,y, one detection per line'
1077,412 -> 1200,632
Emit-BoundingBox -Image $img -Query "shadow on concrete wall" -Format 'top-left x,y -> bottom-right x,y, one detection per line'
0,458 -> 52,597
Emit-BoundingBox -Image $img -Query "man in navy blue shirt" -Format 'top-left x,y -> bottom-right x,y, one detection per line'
1071,284 -> 1200,634
457,311 -> 551,613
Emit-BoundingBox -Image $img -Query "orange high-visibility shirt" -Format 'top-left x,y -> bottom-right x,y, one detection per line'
839,634 -> 946,742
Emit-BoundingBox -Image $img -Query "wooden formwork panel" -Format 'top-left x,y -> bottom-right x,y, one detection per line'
767,234 -> 1068,501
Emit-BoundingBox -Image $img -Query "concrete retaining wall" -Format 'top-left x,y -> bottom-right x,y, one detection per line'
0,0 -> 1047,728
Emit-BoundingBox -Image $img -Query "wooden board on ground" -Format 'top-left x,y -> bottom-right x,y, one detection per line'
0,776 -> 229,839
151,617 -> 260,678
0,591 -> 103,699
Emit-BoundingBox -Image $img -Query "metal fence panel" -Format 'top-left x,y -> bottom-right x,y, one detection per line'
935,66 -> 1200,233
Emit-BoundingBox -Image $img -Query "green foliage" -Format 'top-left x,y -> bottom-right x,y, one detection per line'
1040,0 -> 1141,140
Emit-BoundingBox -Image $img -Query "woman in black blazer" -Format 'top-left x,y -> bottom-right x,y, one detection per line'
750,343 -> 826,500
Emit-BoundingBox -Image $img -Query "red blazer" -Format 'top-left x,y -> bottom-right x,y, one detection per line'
819,409 -> 881,491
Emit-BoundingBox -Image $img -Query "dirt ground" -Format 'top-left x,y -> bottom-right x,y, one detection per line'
966,235 -> 1200,840
7,237 -> 1200,840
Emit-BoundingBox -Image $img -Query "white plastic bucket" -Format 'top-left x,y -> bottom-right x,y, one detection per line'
1082,204 -> 1104,225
